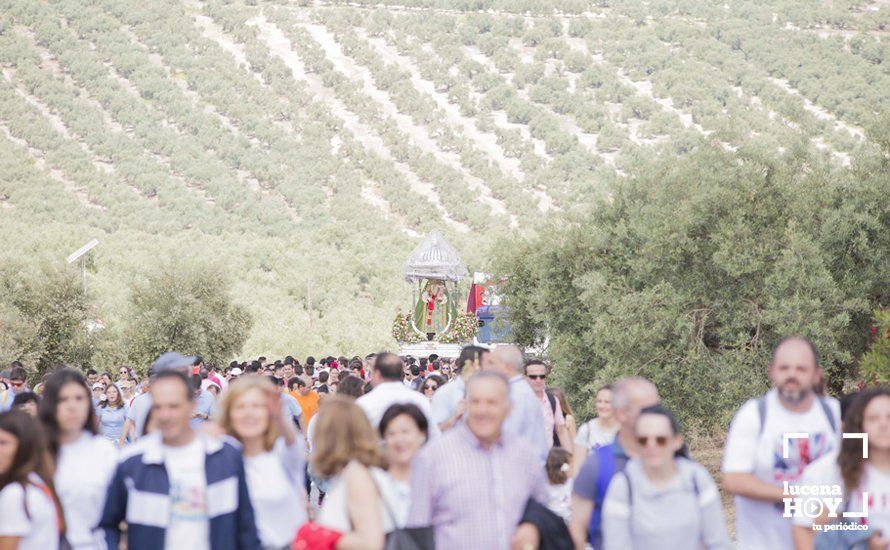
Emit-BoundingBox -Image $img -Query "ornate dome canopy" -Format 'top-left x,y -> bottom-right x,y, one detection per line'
404,230 -> 468,283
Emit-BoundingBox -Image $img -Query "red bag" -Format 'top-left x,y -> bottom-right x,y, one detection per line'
292,522 -> 343,550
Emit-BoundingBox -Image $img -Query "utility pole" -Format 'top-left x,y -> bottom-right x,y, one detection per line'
67,239 -> 99,294
66,239 -> 99,368
307,280 -> 315,329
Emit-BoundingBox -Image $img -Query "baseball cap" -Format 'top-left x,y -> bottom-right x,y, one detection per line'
149,352 -> 198,377
0,370 -> 10,379
230,367 -> 243,376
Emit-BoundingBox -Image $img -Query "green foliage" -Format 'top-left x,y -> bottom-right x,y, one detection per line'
0,262 -> 94,377
1,0 -> 887,369
125,263 -> 252,371
859,309 -> 890,386
497,144 -> 889,431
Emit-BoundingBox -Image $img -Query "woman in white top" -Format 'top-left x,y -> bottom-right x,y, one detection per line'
0,410 -> 63,550
792,387 -> 890,549
377,403 -> 429,528
38,369 -> 117,550
573,384 -> 619,474
217,375 -> 308,550
310,395 -> 389,549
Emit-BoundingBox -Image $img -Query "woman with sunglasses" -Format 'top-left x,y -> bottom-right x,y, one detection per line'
602,404 -> 731,550
419,375 -> 446,401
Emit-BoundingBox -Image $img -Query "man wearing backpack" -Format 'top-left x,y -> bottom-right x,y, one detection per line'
569,376 -> 659,549
721,336 -> 841,550
525,359 -> 573,452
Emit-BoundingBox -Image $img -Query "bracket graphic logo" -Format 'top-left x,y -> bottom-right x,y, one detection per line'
781,433 -> 869,525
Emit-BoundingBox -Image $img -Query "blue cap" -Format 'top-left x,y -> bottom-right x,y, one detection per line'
149,352 -> 198,377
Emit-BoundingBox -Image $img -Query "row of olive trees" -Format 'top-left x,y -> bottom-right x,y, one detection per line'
0,261 -> 251,382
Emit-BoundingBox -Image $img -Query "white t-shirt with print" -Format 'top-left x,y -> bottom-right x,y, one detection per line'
794,452 -> 890,538
164,438 -> 210,550
722,389 -> 841,550
0,473 -> 59,550
574,418 -> 618,452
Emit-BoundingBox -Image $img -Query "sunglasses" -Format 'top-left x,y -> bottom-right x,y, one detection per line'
637,435 -> 670,447
423,385 -> 438,391
527,374 -> 547,380
10,381 -> 24,388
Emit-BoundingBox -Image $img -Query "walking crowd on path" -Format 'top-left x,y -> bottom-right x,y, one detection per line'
0,337 -> 887,549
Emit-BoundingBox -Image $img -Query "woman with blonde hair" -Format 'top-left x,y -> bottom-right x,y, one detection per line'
217,375 -> 307,550
294,395 -> 389,550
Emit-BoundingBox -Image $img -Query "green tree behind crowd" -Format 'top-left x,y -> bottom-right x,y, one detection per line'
497,139 -> 889,432
0,263 -> 94,378
125,263 -> 253,372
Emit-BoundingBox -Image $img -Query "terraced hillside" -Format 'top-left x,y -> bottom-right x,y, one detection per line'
0,0 -> 886,357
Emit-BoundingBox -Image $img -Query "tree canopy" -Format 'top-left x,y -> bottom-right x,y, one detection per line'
497,139 -> 888,430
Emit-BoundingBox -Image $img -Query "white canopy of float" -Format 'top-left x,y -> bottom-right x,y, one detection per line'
403,230 -> 468,283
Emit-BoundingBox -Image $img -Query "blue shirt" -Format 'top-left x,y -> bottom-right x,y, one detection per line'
189,389 -> 215,429
280,392 -> 303,426
97,406 -> 128,442
0,389 -> 17,412
126,393 -> 153,438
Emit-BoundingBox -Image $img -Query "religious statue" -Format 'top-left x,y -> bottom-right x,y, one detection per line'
401,230 -> 467,342
415,279 -> 449,340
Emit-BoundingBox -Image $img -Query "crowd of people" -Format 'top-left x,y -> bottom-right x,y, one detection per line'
0,337 -> 887,549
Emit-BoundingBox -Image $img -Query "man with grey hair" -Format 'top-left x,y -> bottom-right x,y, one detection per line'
569,376 -> 659,549
407,371 -> 547,549
487,345 -> 548,458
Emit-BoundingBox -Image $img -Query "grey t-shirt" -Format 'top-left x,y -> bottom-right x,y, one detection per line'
602,457 -> 731,550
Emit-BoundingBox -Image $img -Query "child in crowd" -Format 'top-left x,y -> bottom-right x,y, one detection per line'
546,446 -> 573,521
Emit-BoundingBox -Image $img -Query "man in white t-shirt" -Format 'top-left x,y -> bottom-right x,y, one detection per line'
722,337 -> 841,550
356,352 -> 440,439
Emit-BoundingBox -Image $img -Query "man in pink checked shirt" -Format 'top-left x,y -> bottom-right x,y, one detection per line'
407,371 -> 547,549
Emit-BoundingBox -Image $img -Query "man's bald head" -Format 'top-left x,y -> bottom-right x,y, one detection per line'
770,337 -> 819,369
489,345 -> 525,376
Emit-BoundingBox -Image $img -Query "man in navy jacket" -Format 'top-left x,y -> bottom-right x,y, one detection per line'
99,369 -> 260,550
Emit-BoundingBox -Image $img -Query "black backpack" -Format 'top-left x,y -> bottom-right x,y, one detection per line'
546,389 -> 561,448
